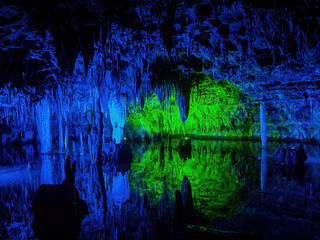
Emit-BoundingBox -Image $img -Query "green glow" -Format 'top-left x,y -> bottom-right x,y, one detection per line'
129,139 -> 258,221
126,73 -> 259,138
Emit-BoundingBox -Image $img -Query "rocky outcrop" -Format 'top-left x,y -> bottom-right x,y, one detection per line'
1,0 -> 320,142
31,156 -> 88,240
274,145 -> 307,166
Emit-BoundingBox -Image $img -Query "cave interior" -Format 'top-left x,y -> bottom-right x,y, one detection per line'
0,0 -> 320,239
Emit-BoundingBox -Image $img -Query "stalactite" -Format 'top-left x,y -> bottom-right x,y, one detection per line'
64,125 -> 68,154
79,133 -> 84,155
260,98 -> 267,149
176,91 -> 190,123
108,94 -> 127,144
35,95 -> 51,154
96,97 -> 107,221
58,111 -> 63,153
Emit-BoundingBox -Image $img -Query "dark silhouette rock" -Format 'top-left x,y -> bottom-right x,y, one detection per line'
276,164 -> 306,182
181,175 -> 195,222
173,190 -> 183,227
179,138 -> 192,160
285,147 -> 293,165
160,141 -> 165,161
32,156 -> 88,240
296,145 -> 307,163
274,148 -> 286,165
195,3 -> 212,21
254,48 -> 273,67
275,145 -> 307,166
290,147 -> 299,165
140,192 -> 150,218
116,141 -> 133,173
0,223 -> 8,239
218,24 -> 230,39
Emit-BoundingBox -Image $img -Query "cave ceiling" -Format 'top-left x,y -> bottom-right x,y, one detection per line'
0,0 -> 320,102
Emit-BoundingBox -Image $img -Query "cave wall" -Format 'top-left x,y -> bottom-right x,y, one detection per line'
1,0 -> 320,145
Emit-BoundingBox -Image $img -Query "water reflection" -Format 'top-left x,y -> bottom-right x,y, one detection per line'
261,148 -> 267,190
1,140 -> 320,239
40,154 -> 53,184
129,139 -> 259,221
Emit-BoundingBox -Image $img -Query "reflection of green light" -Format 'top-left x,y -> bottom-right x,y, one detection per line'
129,140 -> 258,221
126,73 -> 258,138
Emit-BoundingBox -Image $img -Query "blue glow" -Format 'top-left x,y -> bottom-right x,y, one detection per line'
1,1 -> 320,239
108,96 -> 126,144
35,96 -> 51,154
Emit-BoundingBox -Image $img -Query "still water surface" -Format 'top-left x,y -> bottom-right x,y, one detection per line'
0,139 -> 319,239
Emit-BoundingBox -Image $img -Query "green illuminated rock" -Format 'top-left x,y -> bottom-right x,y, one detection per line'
126,73 -> 259,139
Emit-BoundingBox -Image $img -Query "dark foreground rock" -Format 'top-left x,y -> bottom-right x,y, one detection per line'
274,145 -> 307,166
31,156 -> 88,240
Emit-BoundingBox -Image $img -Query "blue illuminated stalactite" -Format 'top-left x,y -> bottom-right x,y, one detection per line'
35,95 -> 53,184
58,108 -> 63,153
35,96 -> 51,154
79,133 -> 84,155
260,99 -> 267,148
108,93 -> 127,144
260,98 -> 267,190
64,125 -> 68,154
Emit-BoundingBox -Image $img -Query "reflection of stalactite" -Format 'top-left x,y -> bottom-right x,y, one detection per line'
110,172 -> 130,207
88,133 -> 97,164
40,155 -> 53,184
96,98 -> 107,221
261,148 -> 267,190
59,154 -> 65,183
